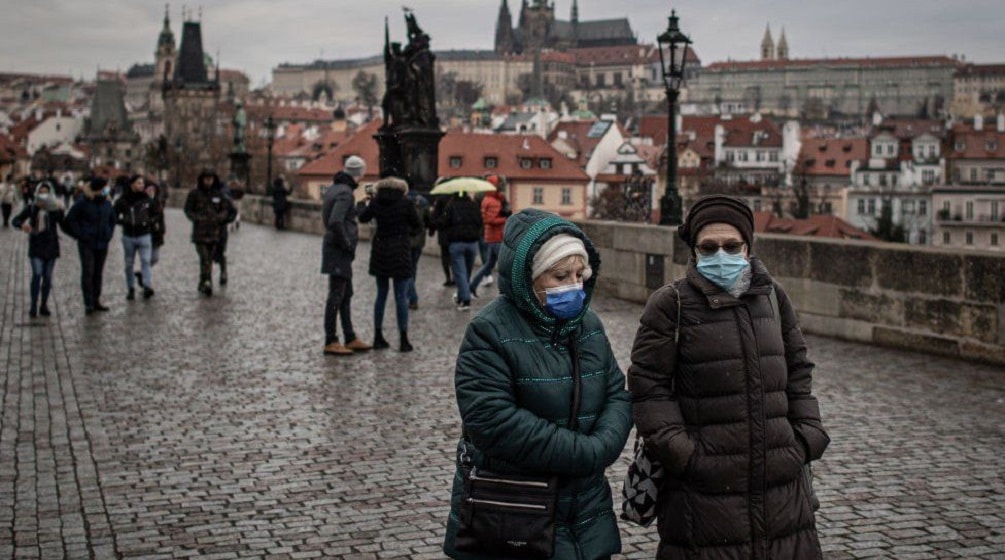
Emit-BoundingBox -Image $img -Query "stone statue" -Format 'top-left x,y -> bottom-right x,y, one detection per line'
232,100 -> 247,153
381,9 -> 438,130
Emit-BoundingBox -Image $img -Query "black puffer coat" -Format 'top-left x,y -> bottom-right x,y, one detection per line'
184,172 -> 233,244
629,257 -> 829,560
358,183 -> 419,279
12,203 -> 64,260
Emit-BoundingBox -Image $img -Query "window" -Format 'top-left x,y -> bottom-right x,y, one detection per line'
857,199 -> 865,214
449,156 -> 462,168
863,173 -> 871,186
879,174 -> 888,187
987,140 -> 998,151
965,231 -> 973,245
993,233 -> 999,246
902,200 -> 915,214
756,151 -> 765,162
891,174 -> 898,187
532,187 -> 543,204
970,169 -> 978,182
596,74 -> 605,88
887,144 -> 895,156
873,145 -> 882,157
919,200 -> 928,216
867,199 -> 876,214
540,158 -> 552,169
943,231 -> 951,244
769,152 -> 779,162
753,199 -> 762,211
966,201 -> 974,219
928,145 -> 936,157
484,157 -> 498,169
613,72 -> 623,87
992,201 -> 1000,220
521,158 -> 532,170
561,188 -> 572,205
726,150 -> 735,162
955,140 -> 966,151
918,230 -> 927,245
922,169 -> 936,185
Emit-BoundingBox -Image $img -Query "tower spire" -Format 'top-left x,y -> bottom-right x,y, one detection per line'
761,23 -> 775,60
571,0 -> 579,23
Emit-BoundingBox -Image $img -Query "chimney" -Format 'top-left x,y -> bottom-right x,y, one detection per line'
974,113 -> 984,131
998,112 -> 1004,133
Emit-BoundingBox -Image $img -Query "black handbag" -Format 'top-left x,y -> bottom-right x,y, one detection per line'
454,339 -> 583,558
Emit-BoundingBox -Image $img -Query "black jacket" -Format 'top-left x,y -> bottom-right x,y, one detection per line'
113,190 -> 155,237
184,174 -> 234,244
358,186 -> 420,278
439,196 -> 482,244
12,204 -> 64,260
63,188 -> 115,251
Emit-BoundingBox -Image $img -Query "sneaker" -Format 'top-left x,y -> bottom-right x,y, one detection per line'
408,302 -> 418,310
483,275 -> 494,286
323,342 -> 353,356
457,301 -> 471,311
453,292 -> 459,305
219,273 -> 228,286
345,338 -> 373,352
143,287 -> 155,299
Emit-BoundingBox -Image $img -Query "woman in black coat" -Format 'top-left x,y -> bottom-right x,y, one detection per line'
12,182 -> 65,317
357,176 -> 420,352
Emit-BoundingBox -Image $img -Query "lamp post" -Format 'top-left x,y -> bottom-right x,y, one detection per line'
264,114 -> 276,195
656,9 -> 692,225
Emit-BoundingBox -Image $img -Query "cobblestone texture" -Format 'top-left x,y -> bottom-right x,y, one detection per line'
0,210 -> 1003,559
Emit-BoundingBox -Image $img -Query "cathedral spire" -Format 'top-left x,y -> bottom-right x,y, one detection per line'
777,27 -> 789,60
571,0 -> 579,24
761,23 -> 775,60
495,0 -> 515,54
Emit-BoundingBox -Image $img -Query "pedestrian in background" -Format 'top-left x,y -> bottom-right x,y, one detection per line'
113,174 -> 156,300
468,174 -> 508,297
320,155 -> 372,356
357,176 -> 420,352
439,192 -> 482,311
143,182 -> 166,274
183,170 -> 234,296
442,208 -> 632,559
271,175 -> 292,230
429,192 -> 454,287
405,189 -> 430,310
62,177 -> 115,314
12,181 -> 64,317
629,195 -> 830,559
1,174 -> 18,227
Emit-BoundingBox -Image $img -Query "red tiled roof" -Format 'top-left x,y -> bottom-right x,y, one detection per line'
798,138 -> 868,177
548,120 -> 602,167
755,211 -> 876,240
955,64 -> 1005,78
300,128 -> 588,184
569,44 -> 700,67
947,127 -> 1005,160
874,118 -> 944,140
706,55 -> 959,72
247,103 -> 334,124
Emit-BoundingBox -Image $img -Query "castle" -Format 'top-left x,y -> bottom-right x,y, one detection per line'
494,0 -> 637,55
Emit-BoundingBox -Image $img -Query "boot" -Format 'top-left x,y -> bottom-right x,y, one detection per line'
127,287 -> 135,301
39,299 -> 50,316
399,330 -> 413,353
29,302 -> 38,318
219,259 -> 228,285
372,329 -> 390,350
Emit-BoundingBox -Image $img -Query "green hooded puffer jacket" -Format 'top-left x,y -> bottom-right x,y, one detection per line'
443,209 -> 633,560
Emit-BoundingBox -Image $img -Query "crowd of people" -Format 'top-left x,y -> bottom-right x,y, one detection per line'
4,158 -> 831,559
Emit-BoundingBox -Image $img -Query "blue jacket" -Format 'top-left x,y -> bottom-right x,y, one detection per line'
63,190 -> 115,251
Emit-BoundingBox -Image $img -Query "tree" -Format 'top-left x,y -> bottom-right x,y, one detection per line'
453,80 -> 484,108
352,70 -> 379,114
870,198 -> 906,243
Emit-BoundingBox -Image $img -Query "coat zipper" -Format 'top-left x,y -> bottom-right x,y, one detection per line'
465,498 -> 547,511
469,473 -> 550,489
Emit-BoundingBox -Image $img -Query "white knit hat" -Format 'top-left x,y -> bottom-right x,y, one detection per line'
343,155 -> 366,179
531,234 -> 592,281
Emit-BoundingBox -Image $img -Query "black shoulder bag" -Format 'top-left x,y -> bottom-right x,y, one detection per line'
454,338 -> 582,559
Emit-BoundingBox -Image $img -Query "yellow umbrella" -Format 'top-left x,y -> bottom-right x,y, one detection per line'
430,177 -> 497,195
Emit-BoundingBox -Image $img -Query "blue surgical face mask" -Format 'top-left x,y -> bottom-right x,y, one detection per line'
36,193 -> 49,201
696,249 -> 750,291
538,282 -> 586,319
100,187 -> 111,197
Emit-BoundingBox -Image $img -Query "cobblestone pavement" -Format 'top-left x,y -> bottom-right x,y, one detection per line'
1,209 -> 1002,559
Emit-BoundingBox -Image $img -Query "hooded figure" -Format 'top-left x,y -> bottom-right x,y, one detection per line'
442,208 -> 633,559
184,170 -> 235,295
12,181 -> 65,317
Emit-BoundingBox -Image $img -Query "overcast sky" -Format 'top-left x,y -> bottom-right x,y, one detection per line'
1,0 -> 1001,87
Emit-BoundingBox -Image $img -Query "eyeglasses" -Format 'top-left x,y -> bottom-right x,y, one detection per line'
696,240 -> 745,257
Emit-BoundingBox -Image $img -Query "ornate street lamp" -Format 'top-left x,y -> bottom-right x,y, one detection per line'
264,114 -> 276,195
656,9 -> 692,225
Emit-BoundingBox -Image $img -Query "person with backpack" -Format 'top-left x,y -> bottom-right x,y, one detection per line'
12,181 -> 65,317
113,174 -> 156,300
628,195 -> 829,559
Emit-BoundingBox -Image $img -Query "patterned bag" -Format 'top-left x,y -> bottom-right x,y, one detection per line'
621,435 -> 665,526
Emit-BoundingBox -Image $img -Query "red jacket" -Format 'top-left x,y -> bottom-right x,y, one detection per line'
480,192 -> 508,243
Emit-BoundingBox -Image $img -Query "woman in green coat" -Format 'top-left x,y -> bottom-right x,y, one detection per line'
443,209 -> 633,560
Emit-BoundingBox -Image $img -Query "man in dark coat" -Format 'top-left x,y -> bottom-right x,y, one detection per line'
62,177 -> 116,314
184,171 -> 234,296
629,195 -> 830,559
271,175 -> 292,230
320,155 -> 372,355
439,192 -> 482,310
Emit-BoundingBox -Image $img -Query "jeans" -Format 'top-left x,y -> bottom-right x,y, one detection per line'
29,257 -> 56,308
122,234 -> 153,289
324,274 -> 357,345
407,247 -> 422,305
449,241 -> 478,303
478,238 -> 488,266
439,242 -> 452,283
470,241 -> 500,293
77,245 -> 108,309
374,276 -> 410,334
